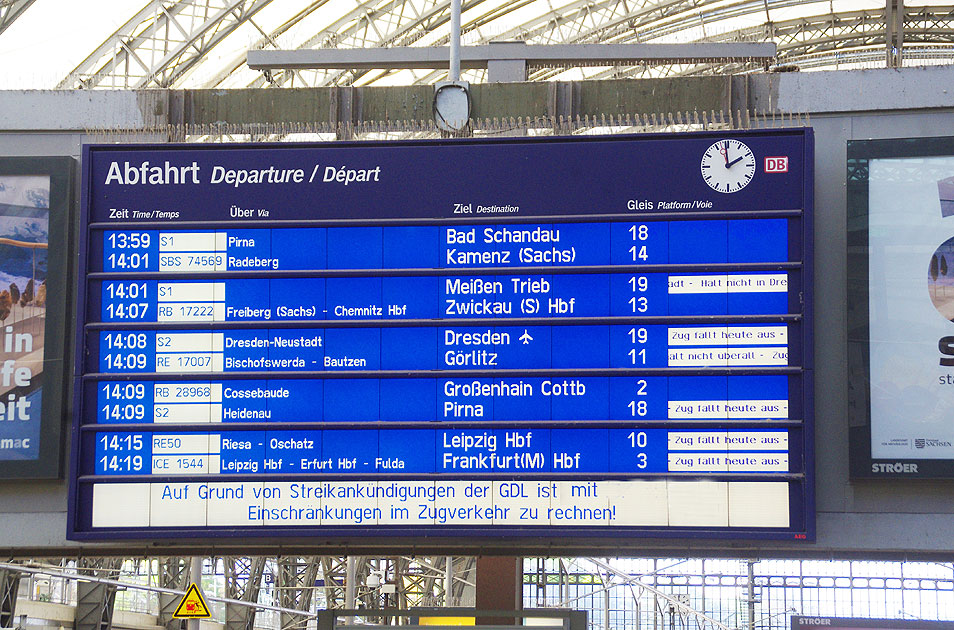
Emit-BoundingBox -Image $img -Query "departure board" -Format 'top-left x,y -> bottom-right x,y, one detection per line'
69,130 -> 814,543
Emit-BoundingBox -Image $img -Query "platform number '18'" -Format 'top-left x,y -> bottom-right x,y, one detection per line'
629,224 -> 649,261
628,378 -> 648,417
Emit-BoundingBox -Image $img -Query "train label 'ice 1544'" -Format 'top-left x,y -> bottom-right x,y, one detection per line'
70,130 -> 814,543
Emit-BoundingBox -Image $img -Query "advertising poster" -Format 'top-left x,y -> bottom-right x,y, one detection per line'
849,137 -> 954,477
0,174 -> 49,460
0,157 -> 72,479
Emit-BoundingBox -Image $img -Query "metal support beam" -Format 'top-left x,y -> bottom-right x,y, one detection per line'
449,0 -> 462,81
75,559 -> 123,630
547,81 -> 580,132
0,567 -> 21,629
223,557 -> 266,630
330,86 -> 358,140
0,0 -> 37,37
276,557 -> 321,630
444,558 -> 453,607
247,42 -> 777,75
320,557 -> 347,609
451,557 -> 476,607
747,560 -> 757,630
886,0 -> 905,66
488,42 -> 528,82
158,558 -> 190,630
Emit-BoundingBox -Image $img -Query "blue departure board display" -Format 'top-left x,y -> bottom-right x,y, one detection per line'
69,130 -> 814,544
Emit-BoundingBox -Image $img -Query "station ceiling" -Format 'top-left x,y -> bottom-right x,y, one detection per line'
0,1 -> 953,89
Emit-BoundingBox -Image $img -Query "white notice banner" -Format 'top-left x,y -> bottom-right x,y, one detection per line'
91,479 -> 791,529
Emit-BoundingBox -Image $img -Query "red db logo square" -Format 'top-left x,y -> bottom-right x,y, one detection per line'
765,156 -> 789,173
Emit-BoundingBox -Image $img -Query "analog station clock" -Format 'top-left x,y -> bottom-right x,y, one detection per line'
701,139 -> 756,193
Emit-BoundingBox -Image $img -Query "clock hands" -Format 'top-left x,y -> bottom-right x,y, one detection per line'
721,141 -> 747,168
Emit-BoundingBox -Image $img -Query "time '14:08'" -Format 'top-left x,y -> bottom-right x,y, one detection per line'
103,333 -> 148,349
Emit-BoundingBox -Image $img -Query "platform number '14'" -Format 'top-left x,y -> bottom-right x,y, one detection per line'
629,224 -> 649,261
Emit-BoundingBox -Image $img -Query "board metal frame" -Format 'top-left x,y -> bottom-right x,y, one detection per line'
69,130 -> 814,547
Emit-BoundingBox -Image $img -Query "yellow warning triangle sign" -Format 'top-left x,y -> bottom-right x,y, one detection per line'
173,583 -> 212,619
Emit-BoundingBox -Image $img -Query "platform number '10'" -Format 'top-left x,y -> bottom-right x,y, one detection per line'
627,430 -> 649,468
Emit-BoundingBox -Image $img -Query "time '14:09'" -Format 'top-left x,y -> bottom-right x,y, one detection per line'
101,383 -> 146,400
100,404 -> 146,421
103,353 -> 148,370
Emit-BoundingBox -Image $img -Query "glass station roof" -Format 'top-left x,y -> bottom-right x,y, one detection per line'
1,0 -> 953,90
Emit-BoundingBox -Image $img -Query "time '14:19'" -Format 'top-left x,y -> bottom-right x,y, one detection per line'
99,454 -> 144,472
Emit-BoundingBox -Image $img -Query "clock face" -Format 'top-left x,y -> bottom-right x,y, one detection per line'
701,139 -> 757,193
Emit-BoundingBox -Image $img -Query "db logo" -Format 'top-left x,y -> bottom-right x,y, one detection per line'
765,156 -> 789,173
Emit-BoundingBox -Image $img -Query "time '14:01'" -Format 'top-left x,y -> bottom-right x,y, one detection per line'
106,252 -> 149,269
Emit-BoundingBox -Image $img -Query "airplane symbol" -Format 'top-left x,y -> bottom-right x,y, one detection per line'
519,330 -> 533,344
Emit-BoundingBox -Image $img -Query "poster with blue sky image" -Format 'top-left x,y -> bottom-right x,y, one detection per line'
0,174 -> 49,460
